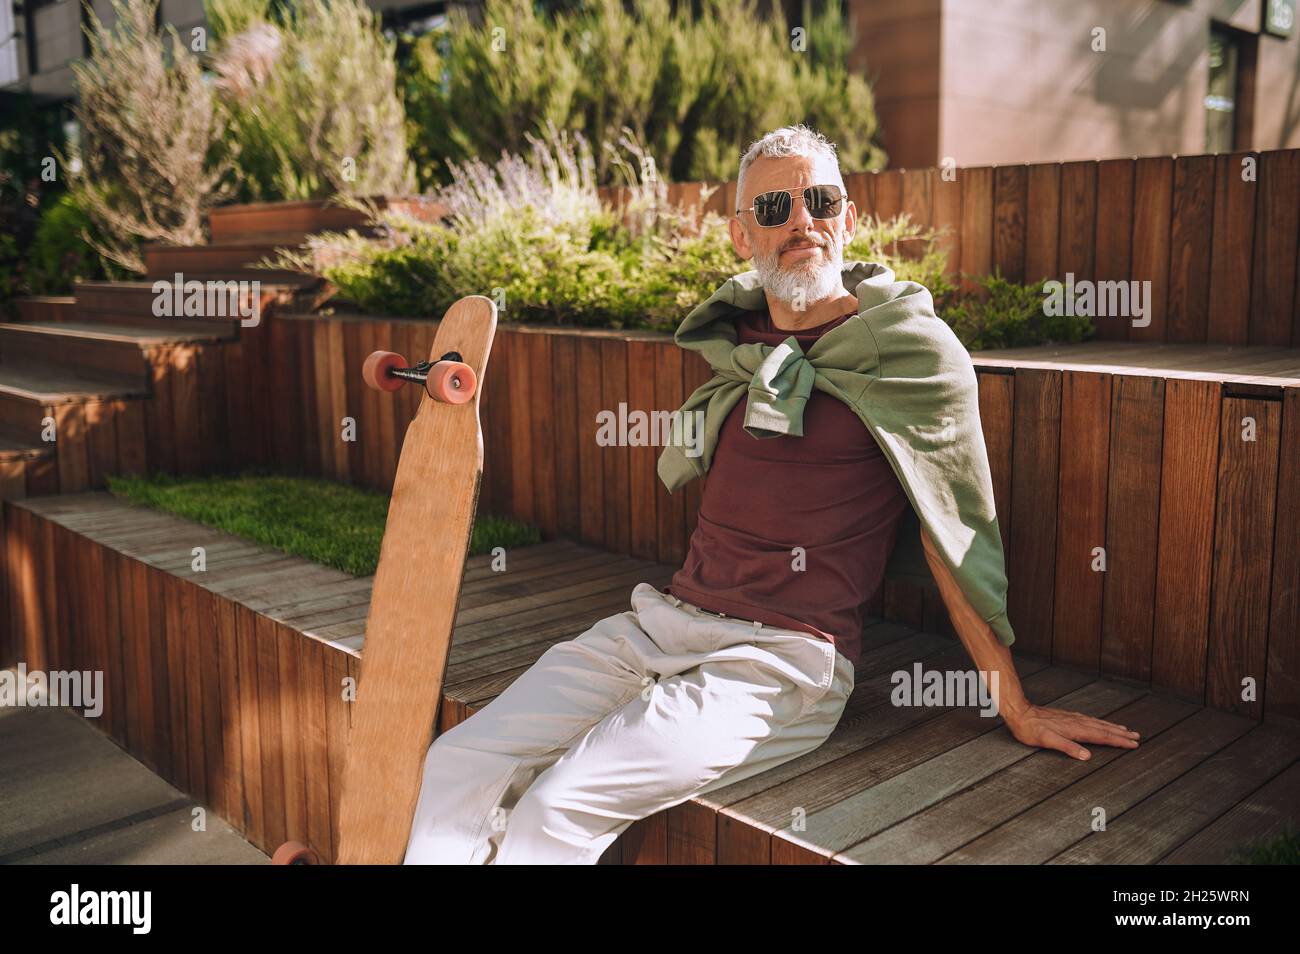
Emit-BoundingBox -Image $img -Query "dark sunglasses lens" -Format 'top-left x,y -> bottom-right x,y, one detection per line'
754,190 -> 792,226
805,186 -> 843,218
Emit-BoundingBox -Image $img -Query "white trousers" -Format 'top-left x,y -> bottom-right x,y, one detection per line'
402,581 -> 855,864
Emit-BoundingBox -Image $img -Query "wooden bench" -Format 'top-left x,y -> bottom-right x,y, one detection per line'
5,491 -> 1298,864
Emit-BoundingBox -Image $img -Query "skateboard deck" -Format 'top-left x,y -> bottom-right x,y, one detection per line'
333,295 -> 497,864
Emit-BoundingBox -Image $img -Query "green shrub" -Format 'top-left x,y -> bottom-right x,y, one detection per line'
401,0 -> 885,189
207,0 -> 415,202
940,272 -> 1095,350
274,130 -> 963,334
26,193 -> 114,295
0,94 -> 67,306
280,134 -> 1079,349
0,234 -> 21,311
107,470 -> 540,576
274,127 -> 742,330
847,213 -> 958,314
1233,822 -> 1300,864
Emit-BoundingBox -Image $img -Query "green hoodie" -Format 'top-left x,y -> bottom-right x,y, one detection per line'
656,260 -> 1015,647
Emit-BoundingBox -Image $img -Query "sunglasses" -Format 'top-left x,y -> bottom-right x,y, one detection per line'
736,184 -> 846,228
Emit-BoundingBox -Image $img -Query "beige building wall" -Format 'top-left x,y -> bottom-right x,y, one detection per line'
848,0 -> 944,169
28,0 -> 80,99
851,0 -> 1300,168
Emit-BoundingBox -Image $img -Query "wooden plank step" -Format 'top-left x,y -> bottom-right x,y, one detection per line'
1158,759 -> 1300,863
1046,720 -> 1300,864
972,341 -> 1300,384
0,319 -> 233,346
0,319 -> 231,392
0,429 -> 54,462
208,201 -> 374,244
11,489 -> 1298,865
0,359 -> 148,405
207,197 -> 445,244
840,690 -> 1199,864
0,428 -> 53,499
1,324 -> 142,385
142,242 -> 319,286
0,360 -> 149,491
13,297 -> 77,323
72,280 -> 300,335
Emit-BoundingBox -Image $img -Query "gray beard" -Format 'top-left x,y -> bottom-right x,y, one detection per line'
750,234 -> 846,310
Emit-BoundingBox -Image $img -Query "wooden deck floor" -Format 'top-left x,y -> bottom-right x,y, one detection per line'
970,341 -> 1300,387
9,492 -> 1300,864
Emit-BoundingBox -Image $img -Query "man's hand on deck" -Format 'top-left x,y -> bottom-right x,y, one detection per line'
999,701 -> 1141,761
918,527 -> 1142,761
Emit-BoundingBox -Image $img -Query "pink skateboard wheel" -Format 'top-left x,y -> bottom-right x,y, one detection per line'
362,350 -> 406,392
425,361 -> 477,404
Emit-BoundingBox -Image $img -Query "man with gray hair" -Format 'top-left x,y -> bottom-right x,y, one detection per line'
403,124 -> 1141,865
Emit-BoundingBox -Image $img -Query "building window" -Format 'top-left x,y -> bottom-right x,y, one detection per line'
1205,27 -> 1239,153
0,0 -> 20,86
1205,24 -> 1258,153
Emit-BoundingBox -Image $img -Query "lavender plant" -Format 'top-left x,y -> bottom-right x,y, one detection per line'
271,125 -> 739,328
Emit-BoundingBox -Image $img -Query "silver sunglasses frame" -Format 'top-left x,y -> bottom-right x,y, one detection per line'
735,185 -> 847,226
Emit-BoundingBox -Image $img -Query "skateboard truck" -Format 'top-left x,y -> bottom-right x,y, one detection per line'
362,349 -> 477,403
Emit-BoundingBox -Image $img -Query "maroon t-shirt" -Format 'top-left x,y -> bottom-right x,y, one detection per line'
666,307 -> 912,667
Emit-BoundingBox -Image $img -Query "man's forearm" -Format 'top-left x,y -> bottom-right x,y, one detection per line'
919,528 -> 1030,722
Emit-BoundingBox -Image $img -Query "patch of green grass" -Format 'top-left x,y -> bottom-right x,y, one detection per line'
106,471 -> 541,577
1229,821 -> 1300,864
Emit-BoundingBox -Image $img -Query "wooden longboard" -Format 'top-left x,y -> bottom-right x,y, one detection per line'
335,296 -> 497,864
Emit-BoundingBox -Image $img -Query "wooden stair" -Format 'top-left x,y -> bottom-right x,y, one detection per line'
207,196 -> 445,245
142,242 -> 320,287
0,198 -> 448,503
0,320 -> 230,382
0,278 -> 308,496
0,355 -> 146,496
0,430 -> 55,498
72,280 -> 293,335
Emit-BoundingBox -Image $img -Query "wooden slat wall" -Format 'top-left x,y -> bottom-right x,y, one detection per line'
1100,375 -> 1164,682
1093,158 -> 1134,342
597,147 -> 1300,346
1129,156 -> 1173,343
1,499 -> 356,862
1024,162 -> 1061,284
1007,368 -> 1061,659
1207,153 -> 1258,344
1151,380 -> 1221,699
241,315 -> 1297,725
1206,396 -> 1280,718
9,149 -> 1295,506
1165,155 -> 1215,343
1268,386 -> 1300,722
1052,370 -> 1111,670
1250,151 -> 1300,347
